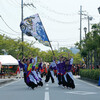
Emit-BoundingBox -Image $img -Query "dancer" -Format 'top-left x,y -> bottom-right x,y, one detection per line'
17,56 -> 27,82
45,57 -> 57,83
25,58 -> 38,89
61,57 -> 68,87
36,57 -> 43,86
30,56 -> 43,86
41,64 -> 47,77
65,56 -> 75,89
57,56 -> 63,85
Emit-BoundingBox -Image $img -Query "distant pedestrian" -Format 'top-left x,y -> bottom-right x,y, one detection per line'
16,66 -> 20,78
76,64 -> 79,75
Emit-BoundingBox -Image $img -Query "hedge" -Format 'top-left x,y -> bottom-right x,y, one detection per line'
79,69 -> 100,80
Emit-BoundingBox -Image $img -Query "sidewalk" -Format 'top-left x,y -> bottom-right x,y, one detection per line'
74,75 -> 99,86
0,78 -> 16,86
73,75 -> 80,79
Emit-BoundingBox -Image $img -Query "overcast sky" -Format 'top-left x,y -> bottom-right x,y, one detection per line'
0,0 -> 100,51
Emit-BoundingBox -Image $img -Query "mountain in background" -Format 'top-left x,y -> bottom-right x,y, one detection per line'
70,47 -> 79,54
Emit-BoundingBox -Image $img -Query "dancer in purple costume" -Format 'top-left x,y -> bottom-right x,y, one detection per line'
45,57 -> 57,83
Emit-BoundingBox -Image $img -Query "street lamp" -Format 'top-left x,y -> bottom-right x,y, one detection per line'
84,27 -> 87,38
98,7 -> 100,14
83,27 -> 87,68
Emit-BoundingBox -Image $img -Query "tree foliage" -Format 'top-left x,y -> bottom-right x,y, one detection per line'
0,34 -> 82,64
75,23 -> 100,67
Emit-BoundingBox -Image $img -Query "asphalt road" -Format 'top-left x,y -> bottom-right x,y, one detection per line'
0,77 -> 100,100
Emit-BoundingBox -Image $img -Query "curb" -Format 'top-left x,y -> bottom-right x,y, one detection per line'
0,79 -> 15,86
98,76 -> 100,86
79,77 -> 98,85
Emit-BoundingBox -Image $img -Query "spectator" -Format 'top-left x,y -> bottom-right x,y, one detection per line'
96,65 -> 99,69
16,66 -> 20,78
76,64 -> 79,75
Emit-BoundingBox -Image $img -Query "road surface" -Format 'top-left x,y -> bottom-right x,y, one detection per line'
0,77 -> 100,100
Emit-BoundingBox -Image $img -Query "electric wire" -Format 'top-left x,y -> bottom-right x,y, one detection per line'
31,0 -> 78,16
38,12 -> 79,24
0,28 -> 20,36
0,29 -> 36,43
0,16 -> 20,33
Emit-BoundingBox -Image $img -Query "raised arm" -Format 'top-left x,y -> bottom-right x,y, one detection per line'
53,56 -> 57,61
38,56 -> 42,63
32,57 -> 36,66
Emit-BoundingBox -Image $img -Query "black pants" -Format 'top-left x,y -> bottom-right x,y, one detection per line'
28,82 -> 38,89
45,70 -> 54,83
57,74 -> 67,86
38,81 -> 43,86
62,75 -> 67,86
66,73 -> 75,89
41,72 -> 46,78
57,74 -> 62,85
24,73 -> 37,89
24,73 -> 27,83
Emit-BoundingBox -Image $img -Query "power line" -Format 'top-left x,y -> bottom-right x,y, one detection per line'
0,16 -> 20,33
39,12 -> 79,24
20,1 -> 79,24
0,29 -> 36,43
0,31 -> 20,39
0,28 -> 20,36
23,3 -> 79,24
7,0 -> 20,8
14,0 -> 21,5
32,0 -> 78,16
11,0 -> 21,7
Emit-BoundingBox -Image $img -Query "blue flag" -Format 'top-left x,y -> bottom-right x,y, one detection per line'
20,14 -> 50,47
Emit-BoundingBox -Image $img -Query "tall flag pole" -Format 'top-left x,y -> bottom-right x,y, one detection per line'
20,14 -> 55,56
38,15 -> 55,56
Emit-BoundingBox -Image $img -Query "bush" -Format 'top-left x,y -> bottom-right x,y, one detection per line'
80,69 -> 100,80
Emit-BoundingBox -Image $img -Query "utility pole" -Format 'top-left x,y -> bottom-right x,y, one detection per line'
21,1 -> 35,58
88,16 -> 90,32
87,16 -> 93,69
79,6 -> 93,68
88,16 -> 93,32
87,16 -> 90,68
80,6 -> 82,46
21,0 -> 24,58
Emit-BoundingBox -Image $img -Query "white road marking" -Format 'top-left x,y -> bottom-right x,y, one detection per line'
45,87 -> 49,90
65,91 -> 97,95
75,84 -> 81,86
46,84 -> 49,86
44,91 -> 49,100
77,78 -> 100,89
0,79 -> 21,89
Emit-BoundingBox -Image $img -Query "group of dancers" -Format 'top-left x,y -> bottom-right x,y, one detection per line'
18,56 -> 43,89
18,54 -> 75,89
45,55 -> 75,89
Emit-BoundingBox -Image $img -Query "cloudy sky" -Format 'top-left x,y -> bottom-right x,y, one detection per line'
0,0 -> 100,51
